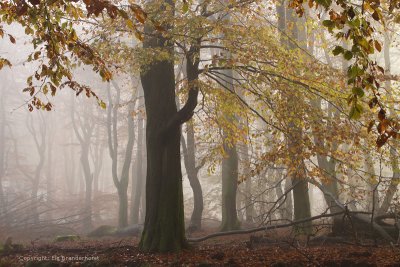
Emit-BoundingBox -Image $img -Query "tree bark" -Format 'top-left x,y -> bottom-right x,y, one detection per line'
139,56 -> 186,251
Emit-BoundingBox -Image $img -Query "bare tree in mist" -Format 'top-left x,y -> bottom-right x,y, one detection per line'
71,95 -> 95,232
107,81 -> 136,228
131,86 -> 145,225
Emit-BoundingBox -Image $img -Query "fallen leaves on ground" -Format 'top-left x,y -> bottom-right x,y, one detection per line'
1,233 -> 400,266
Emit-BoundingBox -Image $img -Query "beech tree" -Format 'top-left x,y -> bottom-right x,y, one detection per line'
1,0 -> 400,253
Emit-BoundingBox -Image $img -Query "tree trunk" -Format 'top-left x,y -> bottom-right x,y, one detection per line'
0,85 -> 5,216
107,82 -> 135,228
378,31 -> 398,215
131,90 -> 144,225
139,64 -> 186,250
242,143 -> 254,223
379,147 -> 399,214
139,31 -> 184,253
365,153 -> 378,213
220,139 -> 240,231
139,0 -> 199,250
181,121 -> 204,232
46,128 -> 54,220
275,0 -> 294,222
286,7 -> 312,233
118,187 -> 128,226
81,145 -> 93,232
71,97 -> 95,232
26,113 -> 46,225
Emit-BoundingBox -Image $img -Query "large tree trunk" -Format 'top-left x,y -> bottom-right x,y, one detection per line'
139,58 -> 186,251
139,0 -> 199,250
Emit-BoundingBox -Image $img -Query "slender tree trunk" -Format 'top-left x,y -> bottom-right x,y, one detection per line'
379,147 -> 399,214
31,149 -> 45,224
26,113 -> 46,225
106,82 -> 135,228
68,134 -> 76,196
46,128 -> 53,220
131,90 -> 144,225
81,145 -> 93,231
365,153 -> 378,213
242,143 -> 254,223
181,121 -> 204,232
0,86 -> 5,216
71,96 -> 95,232
378,31 -> 399,215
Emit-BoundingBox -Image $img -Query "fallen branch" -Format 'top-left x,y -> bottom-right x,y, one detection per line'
187,211 -> 344,243
308,179 -> 395,242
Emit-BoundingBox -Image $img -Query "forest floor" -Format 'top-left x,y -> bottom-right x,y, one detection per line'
1,228 -> 400,267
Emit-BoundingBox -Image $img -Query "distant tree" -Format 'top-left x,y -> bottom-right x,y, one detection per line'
71,97 -> 95,231
106,81 -> 136,228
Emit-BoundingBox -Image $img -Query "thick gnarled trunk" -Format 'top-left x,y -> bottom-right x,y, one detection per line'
139,0 -> 199,251
139,56 -> 186,250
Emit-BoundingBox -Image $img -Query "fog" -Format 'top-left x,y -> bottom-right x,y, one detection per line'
0,6 -> 400,253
